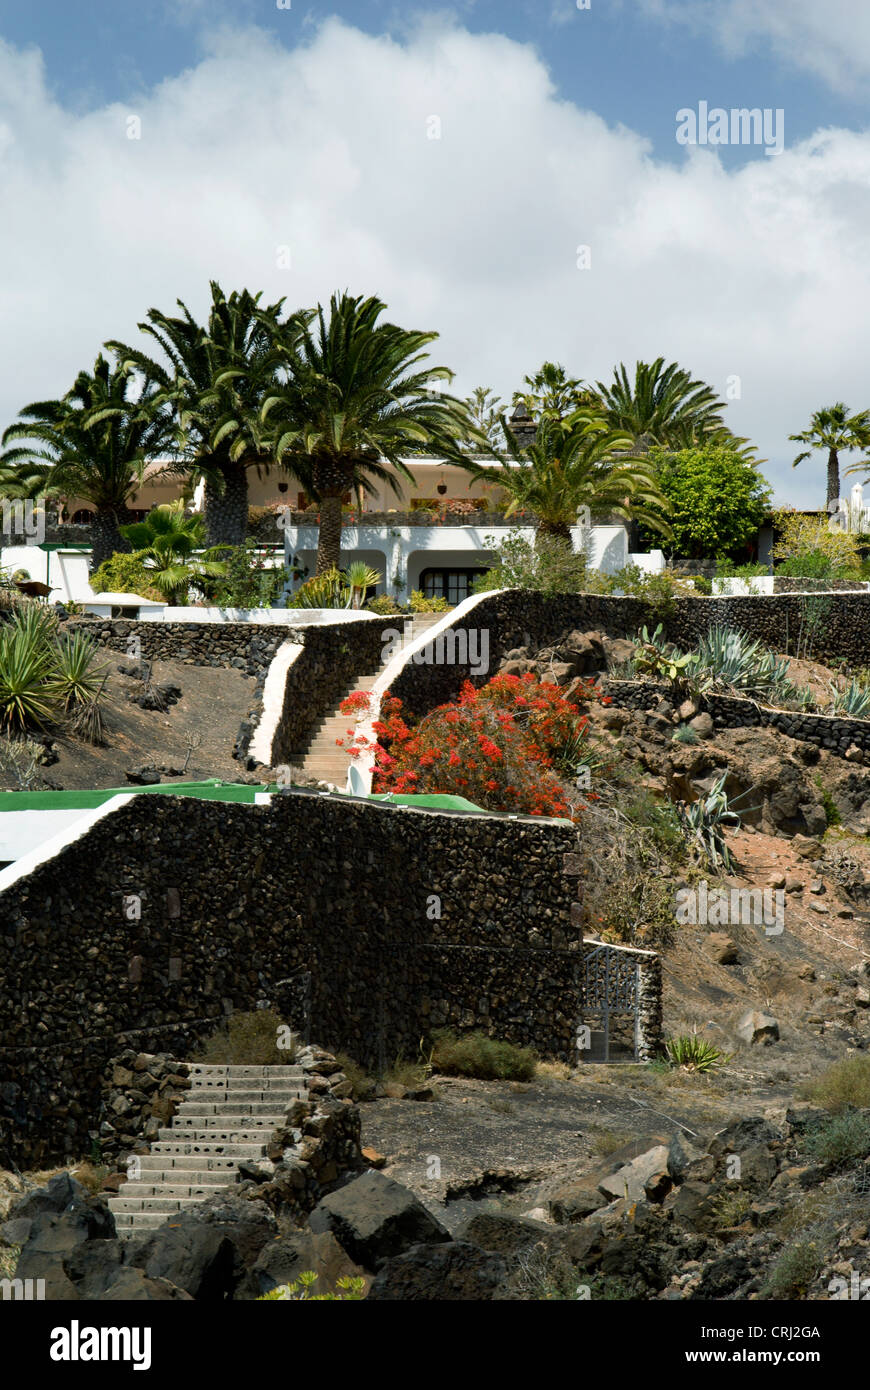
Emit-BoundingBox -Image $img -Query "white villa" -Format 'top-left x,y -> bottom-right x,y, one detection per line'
2,449 -> 665,612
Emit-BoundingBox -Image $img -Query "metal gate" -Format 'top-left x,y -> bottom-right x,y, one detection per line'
579,944 -> 641,1062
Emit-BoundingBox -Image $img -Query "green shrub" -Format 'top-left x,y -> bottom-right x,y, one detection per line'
365,594 -> 403,616
799,1056 -> 870,1112
192,1010 -> 297,1066
815,779 -> 841,827
208,540 -> 286,608
429,1028 -> 537,1081
473,531 -> 588,596
90,552 -> 162,600
408,590 -> 450,613
672,724 -> 699,744
258,1271 -> 366,1301
762,1241 -> 820,1298
802,1111 -> 870,1166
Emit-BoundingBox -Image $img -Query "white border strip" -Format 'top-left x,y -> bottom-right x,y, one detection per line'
0,794 -> 137,895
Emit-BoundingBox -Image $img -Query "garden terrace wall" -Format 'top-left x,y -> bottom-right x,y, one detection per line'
0,790 -> 664,1167
605,678 -> 870,756
388,591 -> 870,716
66,617 -> 287,679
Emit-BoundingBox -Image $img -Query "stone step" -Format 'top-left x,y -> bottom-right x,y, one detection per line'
156,1125 -> 274,1142
151,1140 -> 266,1156
174,1101 -> 298,1116
112,1211 -> 173,1231
169,1114 -> 281,1130
108,1196 -> 216,1214
188,1076 -> 305,1089
115,1179 -> 238,1199
137,1154 -> 240,1172
186,1065 -> 305,1078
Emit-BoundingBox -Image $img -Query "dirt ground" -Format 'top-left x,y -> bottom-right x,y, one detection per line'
0,657 -> 257,791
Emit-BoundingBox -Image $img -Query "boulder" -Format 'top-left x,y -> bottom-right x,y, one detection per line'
597,1145 -> 671,1204
240,1228 -> 366,1300
131,1222 -> 238,1301
688,712 -> 714,739
366,1240 -> 507,1301
736,1010 -> 780,1046
101,1268 -> 194,1301
548,1183 -> 608,1225
459,1211 -> 557,1254
308,1170 -> 450,1270
691,1253 -> 753,1300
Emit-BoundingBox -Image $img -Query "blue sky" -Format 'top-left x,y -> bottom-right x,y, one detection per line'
2,1 -> 870,507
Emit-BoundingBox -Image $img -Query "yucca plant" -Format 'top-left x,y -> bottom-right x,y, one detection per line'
50,631 -> 108,710
69,674 -> 109,745
829,678 -> 870,720
664,1033 -> 731,1073
343,562 -> 382,610
0,618 -> 59,730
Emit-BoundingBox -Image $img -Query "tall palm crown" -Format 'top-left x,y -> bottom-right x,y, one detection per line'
596,358 -> 730,450
0,354 -> 170,569
471,412 -> 673,545
791,403 -> 870,510
108,282 -> 297,548
261,291 -> 483,573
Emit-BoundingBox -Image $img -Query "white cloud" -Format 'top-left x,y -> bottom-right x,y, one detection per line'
1,16 -> 870,507
638,0 -> 870,92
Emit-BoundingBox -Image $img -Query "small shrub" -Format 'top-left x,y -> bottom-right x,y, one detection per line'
192,1010 -> 297,1066
799,1056 -> 870,1112
429,1029 -> 537,1081
408,589 -> 450,613
365,594 -> 403,616
90,552 -> 163,601
332,1052 -> 375,1100
762,1241 -> 820,1299
712,1188 -> 752,1228
672,723 -> 699,745
473,530 -> 588,596
258,1271 -> 366,1301
802,1111 -> 870,1167
815,779 -> 841,828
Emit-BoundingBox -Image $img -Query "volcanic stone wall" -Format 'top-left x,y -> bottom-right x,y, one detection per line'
389,590 -> 870,714
0,790 -> 661,1166
268,617 -> 386,760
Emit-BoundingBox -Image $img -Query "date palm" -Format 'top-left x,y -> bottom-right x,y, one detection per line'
261,291 -> 483,573
0,354 -> 171,569
791,403 -> 870,510
471,412 -> 673,545
597,358 -> 729,451
108,282 -> 302,548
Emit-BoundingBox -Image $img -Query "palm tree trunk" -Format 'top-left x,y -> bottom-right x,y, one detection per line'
316,494 -> 343,573
535,519 -> 572,547
827,448 -> 840,512
91,508 -> 132,572
204,462 -> 249,549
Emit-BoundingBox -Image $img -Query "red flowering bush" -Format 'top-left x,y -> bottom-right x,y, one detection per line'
340,672 -> 604,820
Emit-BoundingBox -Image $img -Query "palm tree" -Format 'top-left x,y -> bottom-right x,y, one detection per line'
261,291 -> 484,573
108,282 -> 302,549
512,361 -> 599,423
121,501 -> 227,605
0,355 -> 171,569
470,412 -> 672,546
596,358 -> 729,450
791,404 -> 870,510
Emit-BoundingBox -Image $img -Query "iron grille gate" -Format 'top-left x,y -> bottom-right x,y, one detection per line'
579,944 -> 641,1062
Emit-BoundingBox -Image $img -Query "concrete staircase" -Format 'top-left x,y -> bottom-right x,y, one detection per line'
289,613 -> 446,787
108,1064 -> 307,1237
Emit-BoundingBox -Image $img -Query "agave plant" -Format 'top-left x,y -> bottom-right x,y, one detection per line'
288,568 -> 349,609
664,1033 -> 731,1073
828,678 -> 870,720
688,624 -> 792,702
674,773 -> 742,872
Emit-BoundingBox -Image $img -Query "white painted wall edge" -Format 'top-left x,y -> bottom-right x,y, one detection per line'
248,641 -> 304,767
0,794 -> 137,895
